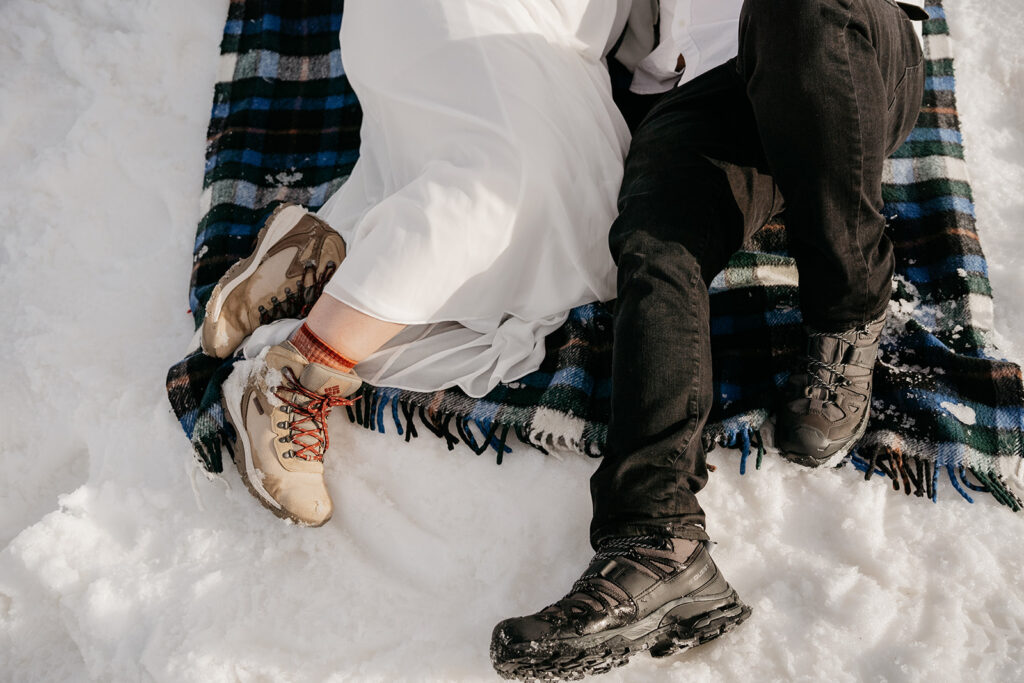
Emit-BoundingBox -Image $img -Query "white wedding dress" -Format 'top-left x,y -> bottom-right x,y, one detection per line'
316,0 -> 632,396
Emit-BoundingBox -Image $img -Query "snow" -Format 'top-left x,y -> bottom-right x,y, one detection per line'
1,0 -> 1023,680
941,401 -> 978,426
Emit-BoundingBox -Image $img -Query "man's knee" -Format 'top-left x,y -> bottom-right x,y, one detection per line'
611,149 -> 717,259
619,135 -> 707,203
610,217 -> 731,297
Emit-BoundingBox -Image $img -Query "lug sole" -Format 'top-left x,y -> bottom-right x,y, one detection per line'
492,594 -> 751,681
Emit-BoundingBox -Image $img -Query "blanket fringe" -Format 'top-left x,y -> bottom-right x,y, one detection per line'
341,386 -> 553,464
191,431 -> 229,475
340,385 -> 613,463
849,446 -> 938,501
716,422 -> 768,476
189,374 -> 1024,515
847,446 -> 1023,512
966,467 -> 1023,512
711,424 -> 1023,512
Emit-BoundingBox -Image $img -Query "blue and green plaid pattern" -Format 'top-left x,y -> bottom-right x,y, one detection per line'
166,0 -> 1024,510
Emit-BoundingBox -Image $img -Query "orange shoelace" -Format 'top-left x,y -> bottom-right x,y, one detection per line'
273,366 -> 359,461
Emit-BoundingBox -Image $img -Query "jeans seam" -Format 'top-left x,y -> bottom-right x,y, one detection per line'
667,223 -> 709,467
842,6 -> 871,324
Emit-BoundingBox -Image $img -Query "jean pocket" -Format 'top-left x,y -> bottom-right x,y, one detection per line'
887,61 -> 924,153
888,60 -> 924,112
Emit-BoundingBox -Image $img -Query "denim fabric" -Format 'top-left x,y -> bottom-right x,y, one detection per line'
590,0 -> 925,546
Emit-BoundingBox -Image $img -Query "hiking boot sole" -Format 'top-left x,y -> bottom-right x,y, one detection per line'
222,390 -> 331,527
491,590 -> 751,681
201,203 -> 308,358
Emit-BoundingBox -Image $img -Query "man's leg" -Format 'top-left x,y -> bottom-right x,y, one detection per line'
491,64 -> 779,680
740,0 -> 923,329
589,65 -> 781,547
738,0 -> 925,465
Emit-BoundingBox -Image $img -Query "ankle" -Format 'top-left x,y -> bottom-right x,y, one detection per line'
289,322 -> 357,373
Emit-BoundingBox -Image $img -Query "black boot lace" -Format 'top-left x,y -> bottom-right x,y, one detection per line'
802,326 -> 866,400
550,536 -> 677,616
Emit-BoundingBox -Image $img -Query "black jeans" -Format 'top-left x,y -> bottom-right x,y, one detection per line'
590,0 -> 925,545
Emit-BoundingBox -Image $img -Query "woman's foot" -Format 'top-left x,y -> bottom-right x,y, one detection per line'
201,204 -> 346,358
222,339 -> 361,526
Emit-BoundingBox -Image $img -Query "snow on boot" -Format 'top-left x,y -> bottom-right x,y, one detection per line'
223,340 -> 361,526
201,204 -> 346,358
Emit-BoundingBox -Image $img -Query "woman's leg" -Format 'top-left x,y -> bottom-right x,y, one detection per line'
199,205 -> 406,367
222,0 -> 629,525
303,297 -> 406,366
203,215 -> 407,527
217,292 -> 402,527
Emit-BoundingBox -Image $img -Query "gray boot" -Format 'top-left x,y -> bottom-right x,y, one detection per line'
776,313 -> 886,468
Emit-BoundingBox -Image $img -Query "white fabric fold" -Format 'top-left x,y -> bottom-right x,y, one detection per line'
317,0 -> 631,397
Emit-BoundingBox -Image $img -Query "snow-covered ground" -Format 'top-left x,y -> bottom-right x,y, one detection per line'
1,0 -> 1022,680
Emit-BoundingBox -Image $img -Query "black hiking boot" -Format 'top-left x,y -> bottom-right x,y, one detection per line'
776,312 -> 887,468
490,537 -> 751,680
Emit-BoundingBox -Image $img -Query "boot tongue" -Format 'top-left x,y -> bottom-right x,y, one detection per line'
298,362 -> 360,398
563,537 -> 692,613
807,334 -> 844,365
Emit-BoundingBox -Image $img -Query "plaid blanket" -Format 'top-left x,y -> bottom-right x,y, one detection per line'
166,0 -> 1024,511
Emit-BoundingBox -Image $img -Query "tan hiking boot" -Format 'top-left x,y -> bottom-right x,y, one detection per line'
223,340 -> 362,526
201,204 -> 346,358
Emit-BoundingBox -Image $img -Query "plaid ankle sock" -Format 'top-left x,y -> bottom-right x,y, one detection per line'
289,322 -> 357,372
